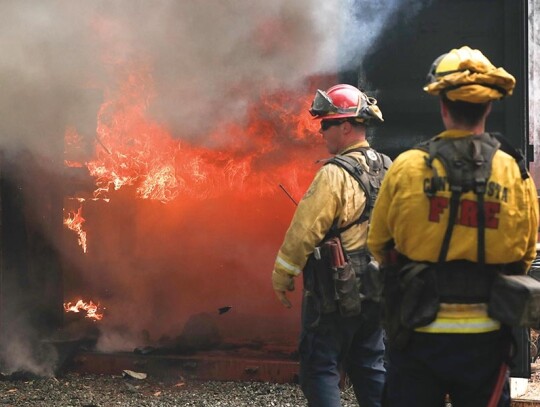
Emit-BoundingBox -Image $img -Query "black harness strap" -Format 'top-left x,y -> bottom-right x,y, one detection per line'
419,133 -> 501,265
472,137 -> 488,266
439,189 -> 461,263
331,155 -> 373,227
413,132 -> 532,303
491,132 -> 529,180
325,148 -> 390,235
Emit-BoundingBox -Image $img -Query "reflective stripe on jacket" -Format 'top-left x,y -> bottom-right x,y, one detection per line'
367,129 -> 539,334
415,303 -> 501,334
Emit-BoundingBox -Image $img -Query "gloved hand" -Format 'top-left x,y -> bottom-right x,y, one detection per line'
272,270 -> 295,308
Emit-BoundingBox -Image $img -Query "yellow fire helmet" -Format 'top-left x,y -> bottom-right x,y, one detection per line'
424,46 -> 516,103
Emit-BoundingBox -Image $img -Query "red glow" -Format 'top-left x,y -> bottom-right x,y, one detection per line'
64,126 -> 86,168
64,160 -> 84,168
61,19 -> 335,346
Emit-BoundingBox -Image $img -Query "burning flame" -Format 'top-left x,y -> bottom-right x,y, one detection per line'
59,16 -> 334,343
63,206 -> 88,253
64,299 -> 104,321
81,61 -> 320,203
63,66 -> 321,251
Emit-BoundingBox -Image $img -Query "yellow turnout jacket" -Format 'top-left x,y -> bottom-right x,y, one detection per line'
273,141 -> 371,279
368,130 -> 538,333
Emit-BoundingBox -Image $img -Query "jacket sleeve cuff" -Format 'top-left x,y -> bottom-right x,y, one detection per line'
272,270 -> 295,292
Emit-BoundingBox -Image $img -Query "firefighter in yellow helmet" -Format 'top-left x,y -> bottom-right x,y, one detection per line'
272,84 -> 390,406
368,46 -> 538,406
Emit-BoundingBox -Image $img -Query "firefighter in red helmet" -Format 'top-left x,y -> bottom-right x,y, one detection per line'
272,83 -> 390,406
368,46 -> 539,406
309,84 -> 383,122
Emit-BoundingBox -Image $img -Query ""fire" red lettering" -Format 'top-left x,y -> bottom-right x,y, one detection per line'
429,196 -> 449,222
459,200 -> 477,226
428,197 -> 501,228
484,201 -> 501,228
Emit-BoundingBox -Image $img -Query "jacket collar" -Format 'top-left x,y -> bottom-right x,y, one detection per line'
338,140 -> 370,155
437,129 -> 476,139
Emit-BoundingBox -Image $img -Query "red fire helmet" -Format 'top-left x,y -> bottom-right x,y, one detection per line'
309,84 -> 383,124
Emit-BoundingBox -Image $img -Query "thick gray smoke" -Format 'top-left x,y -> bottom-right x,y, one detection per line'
0,0 -> 407,153
530,0 -> 540,182
0,326 -> 57,378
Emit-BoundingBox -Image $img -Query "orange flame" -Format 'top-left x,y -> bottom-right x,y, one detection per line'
63,206 -> 88,253
58,17 -> 337,342
83,60 -> 321,203
64,299 -> 104,321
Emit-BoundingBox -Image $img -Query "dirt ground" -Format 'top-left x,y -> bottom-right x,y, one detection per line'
0,373 -> 360,407
2,370 -> 540,406
3,331 -> 540,406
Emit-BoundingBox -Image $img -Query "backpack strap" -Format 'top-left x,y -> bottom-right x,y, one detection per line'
417,132 -> 528,183
324,148 -> 390,235
327,155 -> 371,232
416,133 -> 501,266
490,132 -> 529,180
438,189 -> 462,263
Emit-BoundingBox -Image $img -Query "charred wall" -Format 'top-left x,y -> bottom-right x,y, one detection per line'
0,84 -> 100,375
0,150 -> 64,375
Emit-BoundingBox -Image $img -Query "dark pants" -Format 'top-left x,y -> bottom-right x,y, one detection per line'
299,300 -> 386,407
384,330 -> 511,407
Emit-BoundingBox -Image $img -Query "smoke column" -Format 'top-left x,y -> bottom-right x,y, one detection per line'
0,0 -> 410,152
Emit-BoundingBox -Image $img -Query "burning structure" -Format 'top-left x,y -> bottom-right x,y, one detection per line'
0,0 -> 537,382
